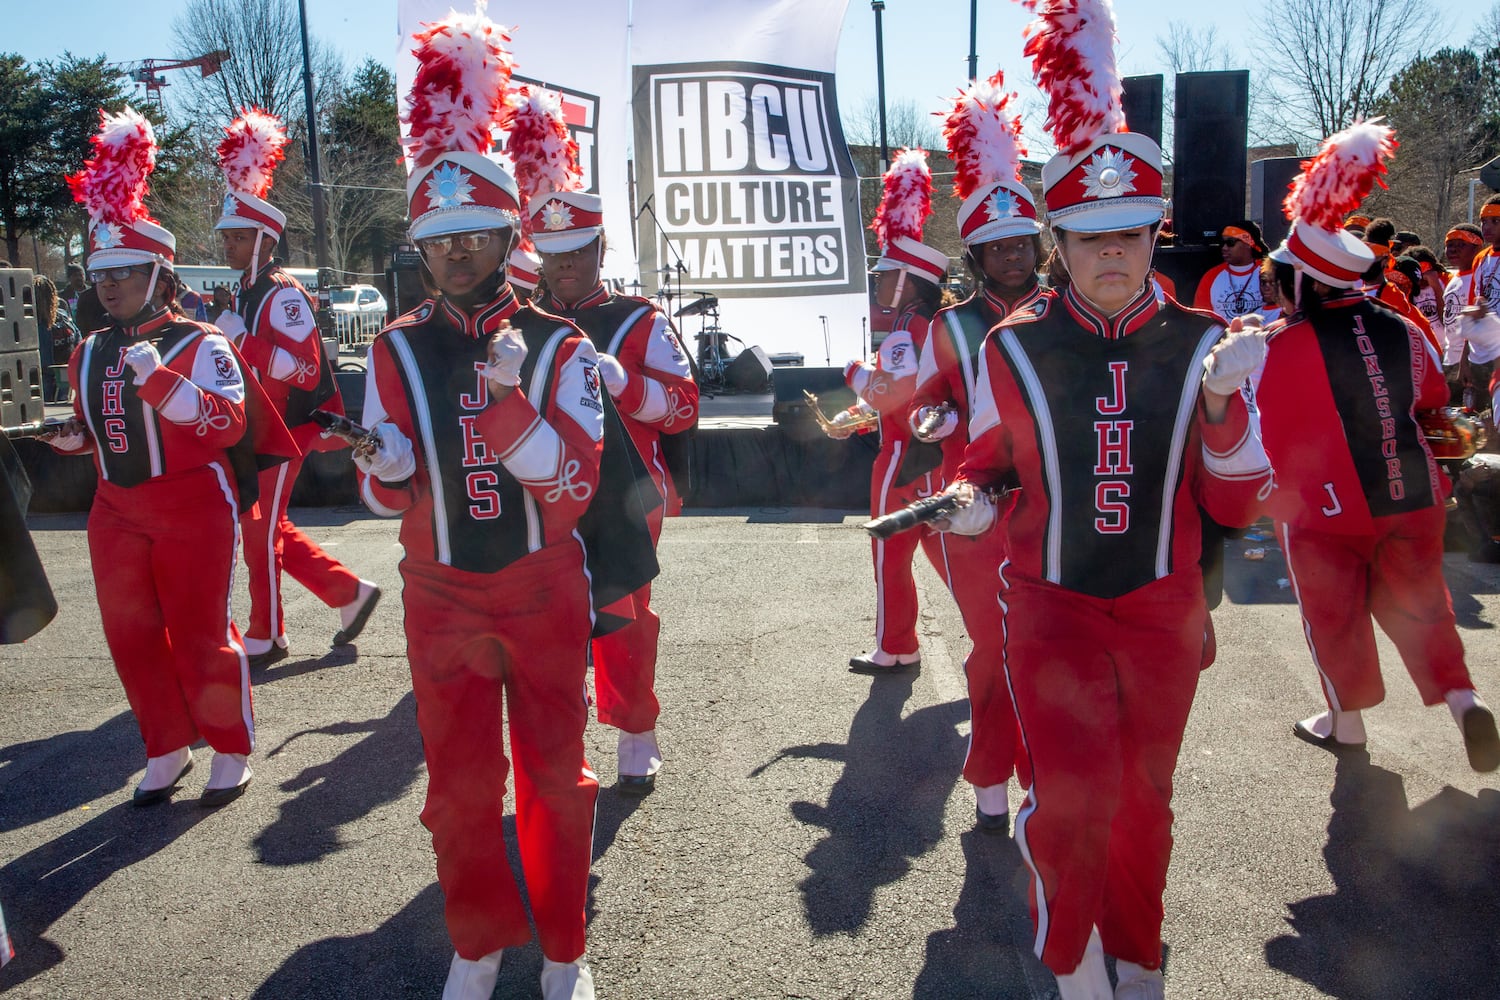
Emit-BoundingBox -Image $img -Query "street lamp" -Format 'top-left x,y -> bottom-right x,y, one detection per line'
872,1 -> 889,174
968,0 -> 979,82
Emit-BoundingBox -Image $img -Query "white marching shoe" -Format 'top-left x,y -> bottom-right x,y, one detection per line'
1053,927 -> 1112,1000
334,579 -> 382,646
617,729 -> 662,795
1292,708 -> 1366,752
200,752 -> 252,808
442,949 -> 503,1000
1114,961 -> 1165,1000
540,956 -> 595,1000
133,746 -> 193,806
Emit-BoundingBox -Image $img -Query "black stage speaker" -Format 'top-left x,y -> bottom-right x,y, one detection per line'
1172,71 -> 1250,245
771,366 -> 851,426
726,345 -> 772,392
1250,156 -> 1304,251
386,244 -> 428,320
334,363 -> 367,420
1122,75 -> 1164,147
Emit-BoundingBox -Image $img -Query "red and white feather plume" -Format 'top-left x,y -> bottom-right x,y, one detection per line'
871,148 -> 933,250
942,70 -> 1028,199
1283,120 -> 1398,231
1017,0 -> 1127,155
507,84 -> 582,239
66,107 -> 158,224
403,2 -> 516,168
218,109 -> 288,197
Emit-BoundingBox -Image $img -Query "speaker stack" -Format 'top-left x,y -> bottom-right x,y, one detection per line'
1250,157 -> 1304,251
0,269 -> 44,428
1122,75 -> 1164,147
725,345 -> 772,393
1172,71 -> 1250,246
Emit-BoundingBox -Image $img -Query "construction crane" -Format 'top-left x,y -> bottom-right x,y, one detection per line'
115,51 -> 232,105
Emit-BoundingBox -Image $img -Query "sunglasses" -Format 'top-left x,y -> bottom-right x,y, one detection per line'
87,265 -> 150,283
418,231 -> 498,256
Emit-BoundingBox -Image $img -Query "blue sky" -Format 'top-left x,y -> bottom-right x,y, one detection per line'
6,0 -> 1491,139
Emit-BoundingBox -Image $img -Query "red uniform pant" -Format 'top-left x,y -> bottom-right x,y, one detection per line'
592,489 -> 664,734
1278,504 -> 1472,709
241,456 -> 361,642
942,529 -> 1018,790
1004,573 -> 1207,974
870,447 -> 947,656
89,464 -> 253,758
403,543 -> 598,962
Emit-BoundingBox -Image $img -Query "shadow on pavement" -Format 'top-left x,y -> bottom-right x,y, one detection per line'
755,672 -> 968,936
913,828 -> 1038,999
1265,751 -> 1500,998
250,644 -> 361,685
0,798 -> 210,989
253,692 -> 424,867
0,710 -> 141,833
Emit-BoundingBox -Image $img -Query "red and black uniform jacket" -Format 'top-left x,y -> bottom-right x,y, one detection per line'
957,285 -> 1270,599
1255,292 -> 1448,534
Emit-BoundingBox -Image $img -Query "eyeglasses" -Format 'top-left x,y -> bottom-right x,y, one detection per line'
87,265 -> 149,283
418,231 -> 498,256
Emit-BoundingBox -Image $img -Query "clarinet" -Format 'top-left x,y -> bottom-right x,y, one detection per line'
309,409 -> 381,456
913,401 -> 955,441
2,418 -> 77,441
863,492 -> 963,539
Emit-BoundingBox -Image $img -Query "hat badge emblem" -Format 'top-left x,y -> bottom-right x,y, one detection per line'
988,186 -> 1019,220
425,163 -> 476,210
542,200 -> 574,231
93,221 -> 123,249
1082,147 -> 1138,201
222,194 -> 240,216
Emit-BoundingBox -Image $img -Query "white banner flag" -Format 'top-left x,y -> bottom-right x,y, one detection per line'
394,0 -> 636,280
630,0 -> 868,364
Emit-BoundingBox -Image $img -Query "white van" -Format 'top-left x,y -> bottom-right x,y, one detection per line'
174,265 -> 323,295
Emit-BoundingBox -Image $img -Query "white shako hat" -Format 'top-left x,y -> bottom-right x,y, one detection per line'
508,244 -> 542,290
1268,121 -> 1397,289
215,109 -> 290,239
67,108 -> 176,270
870,148 -> 948,285
942,69 -> 1040,246
505,85 -> 600,254
402,3 -> 523,243
1022,0 -> 1165,234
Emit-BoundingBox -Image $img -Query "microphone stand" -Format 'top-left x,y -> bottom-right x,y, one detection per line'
638,197 -> 691,304
819,315 -> 830,366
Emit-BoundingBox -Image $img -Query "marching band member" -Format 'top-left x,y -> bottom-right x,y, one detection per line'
358,14 -> 602,997
938,3 -> 1271,994
214,110 -> 380,668
51,109 -> 293,807
908,70 -> 1044,833
1253,122 -> 1500,772
514,86 -> 697,792
839,148 -> 952,673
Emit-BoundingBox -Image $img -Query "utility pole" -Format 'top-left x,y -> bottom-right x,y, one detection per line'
298,0 -> 331,275
968,0 -> 979,82
872,1 -> 889,174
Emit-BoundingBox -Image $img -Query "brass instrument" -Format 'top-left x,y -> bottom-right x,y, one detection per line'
3,418 -> 80,441
914,401 -> 955,442
1420,407 -> 1488,461
803,389 -> 878,437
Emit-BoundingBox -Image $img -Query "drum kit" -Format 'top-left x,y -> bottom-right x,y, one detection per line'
641,265 -> 742,393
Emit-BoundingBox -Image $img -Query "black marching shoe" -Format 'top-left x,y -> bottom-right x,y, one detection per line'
247,644 -> 289,670
132,754 -> 194,807
975,805 -> 1009,835
1462,704 -> 1500,773
333,581 -> 382,646
848,652 -> 920,674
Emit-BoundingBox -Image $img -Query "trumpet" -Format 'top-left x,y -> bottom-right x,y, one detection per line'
803,389 -> 878,438
309,409 -> 382,458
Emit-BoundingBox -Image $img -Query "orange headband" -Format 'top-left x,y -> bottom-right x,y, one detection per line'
1365,241 -> 1391,257
1482,204 -> 1500,221
1345,215 -> 1371,228
1447,228 -> 1484,246
1221,226 -> 1252,243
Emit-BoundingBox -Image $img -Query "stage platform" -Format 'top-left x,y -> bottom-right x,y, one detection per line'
15,378 -> 876,513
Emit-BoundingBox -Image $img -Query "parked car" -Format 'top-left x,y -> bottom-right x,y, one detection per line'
331,284 -> 388,344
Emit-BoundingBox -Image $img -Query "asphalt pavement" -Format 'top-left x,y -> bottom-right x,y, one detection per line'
3,508 -> 1500,999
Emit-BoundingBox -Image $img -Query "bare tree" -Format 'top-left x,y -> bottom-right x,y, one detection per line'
844,97 -> 942,160
1157,24 -> 1230,75
1472,1 -> 1500,51
1254,0 -> 1432,139
169,0 -> 342,125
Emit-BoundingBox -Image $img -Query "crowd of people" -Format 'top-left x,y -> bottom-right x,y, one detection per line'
14,0 -> 1500,997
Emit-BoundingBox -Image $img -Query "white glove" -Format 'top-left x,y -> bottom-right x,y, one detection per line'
937,483 -> 997,536
595,352 -> 628,396
826,407 -> 863,440
123,342 -> 163,387
1202,329 -> 1268,396
483,325 -> 528,389
912,405 -> 958,442
351,423 -> 417,482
